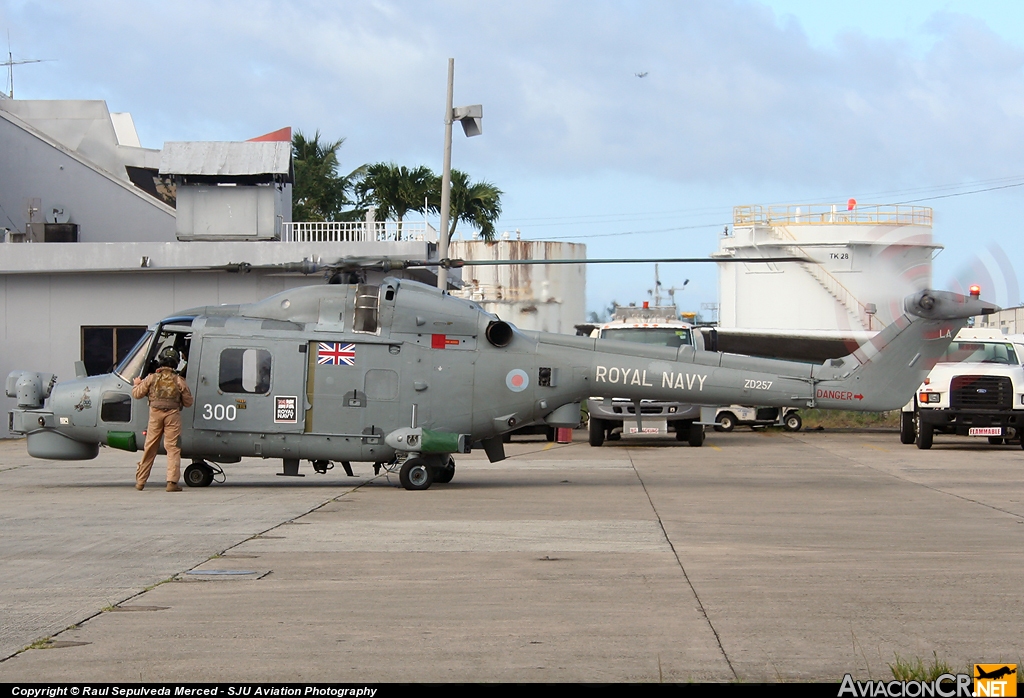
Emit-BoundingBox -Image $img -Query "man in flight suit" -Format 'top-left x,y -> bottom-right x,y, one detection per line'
132,347 -> 194,491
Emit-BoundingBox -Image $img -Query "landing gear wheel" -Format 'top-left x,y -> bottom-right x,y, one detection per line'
900,412 -> 915,445
183,462 -> 214,488
399,457 -> 434,491
783,412 -> 803,432
433,456 -> 456,484
915,419 -> 933,450
988,436 -> 1005,445
546,427 -> 556,442
687,422 -> 705,447
589,418 -> 606,447
715,413 -> 736,432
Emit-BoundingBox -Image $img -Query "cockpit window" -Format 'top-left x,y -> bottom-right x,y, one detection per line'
601,327 -> 693,348
113,331 -> 154,382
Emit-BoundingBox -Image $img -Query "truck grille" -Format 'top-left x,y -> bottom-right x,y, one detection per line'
950,375 -> 1012,409
613,404 -> 664,415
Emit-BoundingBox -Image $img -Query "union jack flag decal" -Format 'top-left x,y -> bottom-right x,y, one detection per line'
317,342 -> 356,366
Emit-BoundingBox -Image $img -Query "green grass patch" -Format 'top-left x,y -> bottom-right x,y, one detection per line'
889,652 -> 961,681
22,636 -> 53,651
801,409 -> 899,430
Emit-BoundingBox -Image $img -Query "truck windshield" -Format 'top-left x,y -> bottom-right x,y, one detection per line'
940,341 -> 1019,365
113,331 -> 154,381
601,327 -> 693,347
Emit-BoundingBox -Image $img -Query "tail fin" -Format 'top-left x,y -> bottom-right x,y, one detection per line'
810,290 -> 999,411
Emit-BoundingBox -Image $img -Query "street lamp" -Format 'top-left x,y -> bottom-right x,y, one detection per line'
437,57 -> 483,290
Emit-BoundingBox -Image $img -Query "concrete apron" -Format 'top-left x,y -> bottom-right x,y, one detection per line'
0,431 -> 1022,682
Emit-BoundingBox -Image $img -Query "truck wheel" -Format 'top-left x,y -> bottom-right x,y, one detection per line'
673,420 -> 691,441
715,412 -> 736,432
688,423 -> 705,447
900,412 -> 915,444
589,418 -> 606,447
783,412 -> 802,432
915,422 -> 933,450
987,436 -> 1004,446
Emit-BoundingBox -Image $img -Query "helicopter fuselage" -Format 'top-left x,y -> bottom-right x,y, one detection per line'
7,278 -> 995,489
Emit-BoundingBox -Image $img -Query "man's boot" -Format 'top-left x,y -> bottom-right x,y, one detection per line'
166,481 -> 182,492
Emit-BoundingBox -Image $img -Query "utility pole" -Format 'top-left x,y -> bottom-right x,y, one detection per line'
436,59 -> 483,290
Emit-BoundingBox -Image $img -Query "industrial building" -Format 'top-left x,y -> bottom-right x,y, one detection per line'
0,99 -> 449,436
974,305 -> 1024,335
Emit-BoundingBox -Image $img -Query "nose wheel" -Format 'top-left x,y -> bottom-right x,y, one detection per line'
397,455 -> 456,490
399,457 -> 433,490
432,456 -> 456,483
183,461 -> 218,487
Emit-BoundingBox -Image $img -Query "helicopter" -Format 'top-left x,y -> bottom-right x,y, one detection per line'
5,257 -> 995,490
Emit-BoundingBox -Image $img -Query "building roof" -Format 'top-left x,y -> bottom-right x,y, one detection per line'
159,141 -> 291,176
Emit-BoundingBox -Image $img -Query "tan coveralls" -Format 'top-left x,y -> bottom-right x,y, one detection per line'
132,368 -> 194,486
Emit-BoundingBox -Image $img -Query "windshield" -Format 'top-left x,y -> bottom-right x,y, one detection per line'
940,341 -> 1019,365
113,331 -> 154,381
601,327 -> 693,348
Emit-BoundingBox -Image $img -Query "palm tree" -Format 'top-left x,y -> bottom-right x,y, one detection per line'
291,131 -> 364,222
354,163 -> 437,240
445,169 -> 503,241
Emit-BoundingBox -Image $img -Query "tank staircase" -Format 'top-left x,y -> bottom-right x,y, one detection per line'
768,226 -> 872,332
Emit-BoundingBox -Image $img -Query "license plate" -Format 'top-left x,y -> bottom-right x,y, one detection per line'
624,419 -> 667,435
969,427 -> 1002,436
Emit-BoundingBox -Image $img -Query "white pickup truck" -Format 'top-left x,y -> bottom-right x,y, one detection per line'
585,303 -> 706,447
901,328 -> 1024,449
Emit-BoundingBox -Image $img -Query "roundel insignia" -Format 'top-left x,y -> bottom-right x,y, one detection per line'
505,369 -> 529,392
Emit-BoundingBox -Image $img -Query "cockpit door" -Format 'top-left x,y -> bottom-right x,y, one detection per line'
192,338 -> 306,433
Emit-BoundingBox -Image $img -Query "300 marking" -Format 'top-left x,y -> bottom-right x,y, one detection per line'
202,403 -> 237,421
744,379 -> 773,390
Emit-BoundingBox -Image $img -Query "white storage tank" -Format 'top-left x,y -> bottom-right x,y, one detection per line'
716,203 -> 940,333
449,238 -> 586,334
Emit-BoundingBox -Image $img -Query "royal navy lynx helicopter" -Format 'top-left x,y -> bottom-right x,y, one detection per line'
6,255 -> 995,490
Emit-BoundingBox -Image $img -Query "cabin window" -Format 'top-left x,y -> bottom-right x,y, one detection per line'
219,348 -> 272,394
83,326 -> 148,376
100,392 -> 132,422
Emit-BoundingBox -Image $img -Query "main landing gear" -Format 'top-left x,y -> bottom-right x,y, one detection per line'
183,460 -> 223,488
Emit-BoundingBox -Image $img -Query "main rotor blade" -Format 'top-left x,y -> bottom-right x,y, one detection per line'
439,255 -> 813,268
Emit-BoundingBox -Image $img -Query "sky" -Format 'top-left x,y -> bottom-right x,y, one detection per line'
3,0 -> 1024,318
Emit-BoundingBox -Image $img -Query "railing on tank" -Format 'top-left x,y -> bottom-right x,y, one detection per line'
281,221 -> 438,243
733,204 -> 933,227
